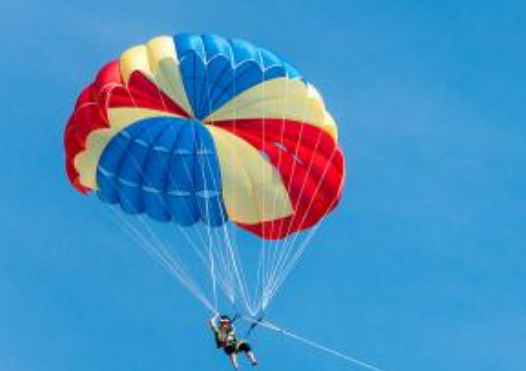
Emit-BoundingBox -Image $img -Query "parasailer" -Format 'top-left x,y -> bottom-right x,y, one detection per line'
210,313 -> 258,369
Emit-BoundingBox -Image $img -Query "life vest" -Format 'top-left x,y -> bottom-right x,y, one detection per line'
215,327 -> 238,347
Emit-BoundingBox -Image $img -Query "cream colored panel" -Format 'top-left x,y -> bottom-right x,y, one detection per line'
146,36 -> 193,115
206,126 -> 293,224
120,45 -> 153,82
119,36 -> 193,116
204,78 -> 338,140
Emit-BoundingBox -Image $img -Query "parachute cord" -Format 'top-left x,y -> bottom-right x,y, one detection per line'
105,206 -> 216,313
194,132 -> 219,313
242,315 -> 264,339
256,75 -> 312,313
166,122 -> 234,308
261,143 -> 342,309
253,318 -> 390,371
200,140 -> 254,315
175,223 -> 233,304
262,222 -> 323,308
135,215 -> 216,308
253,240 -> 267,313
202,57 -> 243,312
123,217 -> 214,313
99,119 -> 219,312
219,206 -> 254,314
261,73 -> 307,309
260,77 -> 329,313
173,220 -> 235,306
97,95 -> 229,315
208,238 -> 218,311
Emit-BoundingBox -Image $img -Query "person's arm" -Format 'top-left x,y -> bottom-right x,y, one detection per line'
209,313 -> 220,332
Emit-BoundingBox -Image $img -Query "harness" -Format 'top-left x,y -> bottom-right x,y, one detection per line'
213,312 -> 263,349
244,316 -> 263,338
215,327 -> 238,348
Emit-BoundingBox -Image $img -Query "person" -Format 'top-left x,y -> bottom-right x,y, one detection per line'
209,313 -> 258,370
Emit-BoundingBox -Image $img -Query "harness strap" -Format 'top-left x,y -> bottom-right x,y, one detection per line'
244,316 -> 264,338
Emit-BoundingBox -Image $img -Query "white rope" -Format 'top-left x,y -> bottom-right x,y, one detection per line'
100,117 -> 221,313
199,119 -> 255,315
262,223 -> 321,307
261,80 -> 292,307
259,70 -> 318,311
173,145 -> 234,305
136,120 -> 235,312
201,52 -> 257,315
124,216 -> 211,308
208,232 -> 218,310
260,52 -> 268,314
195,128 -> 220,311
268,148 -> 344,304
105,206 -> 216,312
262,137 -> 341,309
252,318 -> 391,371
173,223 -> 233,299
226,63 -> 259,315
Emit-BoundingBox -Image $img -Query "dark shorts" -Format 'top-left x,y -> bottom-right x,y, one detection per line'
223,341 -> 251,355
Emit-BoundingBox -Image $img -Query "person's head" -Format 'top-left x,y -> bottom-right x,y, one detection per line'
219,315 -> 232,328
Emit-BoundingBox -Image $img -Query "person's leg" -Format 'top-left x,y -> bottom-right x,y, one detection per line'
246,350 -> 258,366
228,353 -> 239,370
239,342 -> 258,366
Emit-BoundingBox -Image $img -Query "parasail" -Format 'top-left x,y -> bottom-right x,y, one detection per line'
64,33 -> 345,317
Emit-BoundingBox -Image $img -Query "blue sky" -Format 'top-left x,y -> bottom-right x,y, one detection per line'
1,0 -> 526,370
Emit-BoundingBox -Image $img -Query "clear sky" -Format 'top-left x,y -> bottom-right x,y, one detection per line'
1,0 -> 525,370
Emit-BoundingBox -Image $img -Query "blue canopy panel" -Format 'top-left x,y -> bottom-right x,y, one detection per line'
174,33 -> 303,120
96,117 -> 227,227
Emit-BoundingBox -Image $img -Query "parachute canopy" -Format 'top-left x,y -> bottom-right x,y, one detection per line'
64,33 -> 345,240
